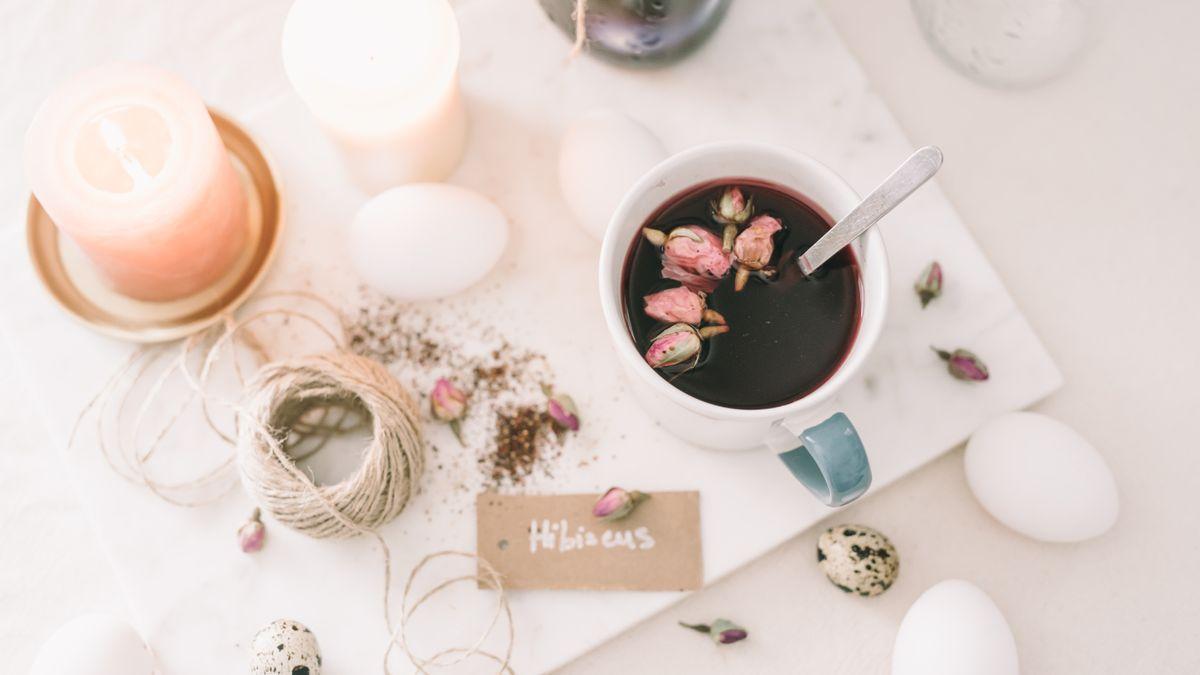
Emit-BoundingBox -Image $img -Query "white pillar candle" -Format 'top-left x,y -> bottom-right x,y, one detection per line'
282,0 -> 468,192
24,63 -> 247,302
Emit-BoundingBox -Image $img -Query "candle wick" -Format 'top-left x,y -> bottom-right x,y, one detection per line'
99,117 -> 155,189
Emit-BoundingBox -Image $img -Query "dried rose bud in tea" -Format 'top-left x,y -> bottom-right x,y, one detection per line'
643,225 -> 732,293
644,286 -> 706,324
711,185 -> 754,250
712,186 -> 754,226
732,214 -> 782,291
644,323 -> 703,369
643,287 -> 729,326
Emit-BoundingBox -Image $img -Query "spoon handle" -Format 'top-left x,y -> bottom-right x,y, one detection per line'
798,146 -> 943,276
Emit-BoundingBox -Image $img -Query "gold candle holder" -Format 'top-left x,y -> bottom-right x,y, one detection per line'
26,109 -> 284,343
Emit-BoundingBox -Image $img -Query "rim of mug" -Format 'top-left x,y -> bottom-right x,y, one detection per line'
598,140 -> 889,422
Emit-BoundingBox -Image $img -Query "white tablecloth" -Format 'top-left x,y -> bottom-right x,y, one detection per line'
3,0 -> 1199,673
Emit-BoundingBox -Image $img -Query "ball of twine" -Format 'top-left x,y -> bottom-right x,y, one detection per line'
237,351 -> 425,539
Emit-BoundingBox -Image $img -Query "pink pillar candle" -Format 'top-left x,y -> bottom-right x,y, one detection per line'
24,63 -> 247,302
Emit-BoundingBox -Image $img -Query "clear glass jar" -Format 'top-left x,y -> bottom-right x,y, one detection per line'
912,0 -> 1092,88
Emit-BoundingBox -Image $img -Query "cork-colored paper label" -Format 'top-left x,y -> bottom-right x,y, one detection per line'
476,491 -> 703,591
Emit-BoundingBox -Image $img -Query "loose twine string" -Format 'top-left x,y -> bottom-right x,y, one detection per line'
68,290 -> 514,673
570,0 -> 588,58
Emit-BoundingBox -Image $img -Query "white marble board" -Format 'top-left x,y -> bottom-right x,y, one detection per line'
0,0 -> 1061,672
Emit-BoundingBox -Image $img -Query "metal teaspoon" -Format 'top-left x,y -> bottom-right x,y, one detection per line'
798,146 -> 944,276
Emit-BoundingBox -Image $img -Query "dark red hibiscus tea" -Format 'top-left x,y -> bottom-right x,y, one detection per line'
622,179 -> 861,409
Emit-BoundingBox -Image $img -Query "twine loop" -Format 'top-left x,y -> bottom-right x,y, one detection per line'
388,550 -> 515,674
570,0 -> 588,58
237,351 -> 424,539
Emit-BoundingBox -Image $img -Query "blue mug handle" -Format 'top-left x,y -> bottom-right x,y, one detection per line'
764,412 -> 872,507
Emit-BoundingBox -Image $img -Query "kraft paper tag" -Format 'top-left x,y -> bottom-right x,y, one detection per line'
476,491 -> 703,591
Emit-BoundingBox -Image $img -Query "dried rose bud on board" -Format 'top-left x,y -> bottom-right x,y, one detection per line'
915,261 -> 943,308
430,378 -> 468,443
543,386 -> 581,432
592,487 -> 649,522
933,347 -> 989,381
679,618 -> 748,645
238,509 -> 266,554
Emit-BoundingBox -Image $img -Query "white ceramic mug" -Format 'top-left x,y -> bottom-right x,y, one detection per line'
598,141 -> 889,506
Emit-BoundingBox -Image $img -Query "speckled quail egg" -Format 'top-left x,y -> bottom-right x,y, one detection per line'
250,619 -> 322,675
816,524 -> 899,597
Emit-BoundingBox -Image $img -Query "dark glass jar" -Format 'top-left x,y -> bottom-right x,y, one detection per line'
539,0 -> 732,68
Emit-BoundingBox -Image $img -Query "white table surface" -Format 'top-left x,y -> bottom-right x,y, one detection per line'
2,0 -> 1198,673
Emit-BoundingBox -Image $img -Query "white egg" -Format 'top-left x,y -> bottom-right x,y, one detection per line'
892,580 -> 1018,675
348,184 -> 509,301
30,613 -> 156,675
558,109 -> 667,240
965,411 -> 1118,542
